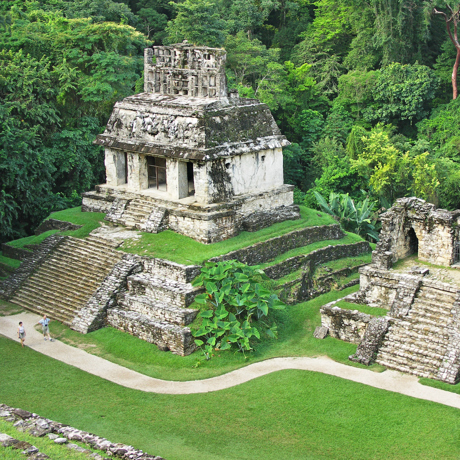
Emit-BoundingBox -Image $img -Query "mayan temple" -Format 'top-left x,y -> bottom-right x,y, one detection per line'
82,42 -> 300,243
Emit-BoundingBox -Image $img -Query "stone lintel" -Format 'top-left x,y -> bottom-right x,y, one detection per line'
94,135 -> 289,160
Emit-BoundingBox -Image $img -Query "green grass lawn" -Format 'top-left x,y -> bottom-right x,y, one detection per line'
47,286 -> 385,381
120,206 -> 339,264
5,207 -> 106,249
314,253 -> 372,275
4,206 -> 347,265
0,252 -> 21,269
1,335 -> 460,460
0,298 -> 24,316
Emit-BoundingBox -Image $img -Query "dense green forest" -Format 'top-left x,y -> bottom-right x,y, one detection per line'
0,0 -> 459,243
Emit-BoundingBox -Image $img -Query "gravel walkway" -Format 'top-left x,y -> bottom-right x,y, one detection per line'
2,312 -> 460,409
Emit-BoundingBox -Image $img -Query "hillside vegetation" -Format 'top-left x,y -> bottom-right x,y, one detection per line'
1,0 -> 460,244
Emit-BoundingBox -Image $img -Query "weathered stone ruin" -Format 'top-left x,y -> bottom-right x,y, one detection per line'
82,42 -> 299,243
1,217 -> 371,355
318,197 -> 460,383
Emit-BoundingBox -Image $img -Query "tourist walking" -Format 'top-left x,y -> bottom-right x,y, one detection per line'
17,321 -> 26,347
37,314 -> 53,341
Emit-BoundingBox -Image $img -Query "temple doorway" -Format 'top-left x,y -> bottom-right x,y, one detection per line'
187,162 -> 195,196
408,228 -> 418,256
147,157 -> 167,191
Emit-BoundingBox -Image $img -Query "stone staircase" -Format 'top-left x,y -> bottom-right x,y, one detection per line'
107,259 -> 203,355
116,199 -> 168,233
11,237 -> 124,325
376,285 -> 458,379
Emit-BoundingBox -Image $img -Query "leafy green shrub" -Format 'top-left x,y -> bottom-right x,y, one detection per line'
191,260 -> 284,359
314,190 -> 380,242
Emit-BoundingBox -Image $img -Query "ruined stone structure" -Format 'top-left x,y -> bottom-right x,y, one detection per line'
372,197 -> 460,269
318,198 -> 460,384
1,216 -> 372,355
82,43 -> 299,243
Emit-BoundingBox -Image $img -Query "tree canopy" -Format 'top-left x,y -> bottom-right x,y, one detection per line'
1,0 -> 460,243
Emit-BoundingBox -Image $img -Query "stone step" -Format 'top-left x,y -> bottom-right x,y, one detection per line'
377,349 -> 439,371
12,295 -> 76,324
127,274 -> 202,308
85,235 -> 122,249
411,297 -> 455,313
123,208 -> 150,218
378,341 -> 446,362
386,325 -> 449,344
23,276 -> 100,302
36,264 -> 114,289
392,319 -> 447,336
56,240 -> 122,259
401,314 -> 452,329
44,255 -> 117,274
117,294 -> 198,326
407,309 -> 454,325
13,285 -> 90,312
416,287 -> 458,304
375,357 -> 437,379
410,302 -> 454,320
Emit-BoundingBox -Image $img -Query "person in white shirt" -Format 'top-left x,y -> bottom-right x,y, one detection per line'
17,321 -> 26,347
37,314 -> 53,341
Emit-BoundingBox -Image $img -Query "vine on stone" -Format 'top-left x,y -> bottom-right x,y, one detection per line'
191,260 -> 284,359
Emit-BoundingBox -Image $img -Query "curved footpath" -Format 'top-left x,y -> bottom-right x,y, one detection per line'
2,312 -> 460,409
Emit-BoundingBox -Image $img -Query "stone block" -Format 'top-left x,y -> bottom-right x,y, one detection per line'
313,326 -> 328,339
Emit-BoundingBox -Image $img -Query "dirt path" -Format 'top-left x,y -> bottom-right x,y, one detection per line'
2,312 -> 460,409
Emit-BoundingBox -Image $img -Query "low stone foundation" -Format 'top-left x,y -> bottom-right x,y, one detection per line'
34,219 -> 82,235
1,243 -> 32,261
320,303 -> 378,344
82,184 -> 299,244
107,309 -> 196,355
211,224 -> 344,265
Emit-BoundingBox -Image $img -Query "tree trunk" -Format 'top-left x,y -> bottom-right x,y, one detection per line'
453,47 -> 460,99
434,5 -> 460,100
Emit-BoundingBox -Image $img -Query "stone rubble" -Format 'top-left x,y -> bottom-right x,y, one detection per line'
0,403 -> 165,460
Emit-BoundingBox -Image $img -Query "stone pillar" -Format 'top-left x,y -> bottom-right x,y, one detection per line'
105,148 -> 127,186
166,160 -> 190,200
127,153 -> 148,191
193,162 -> 210,204
177,161 -> 188,199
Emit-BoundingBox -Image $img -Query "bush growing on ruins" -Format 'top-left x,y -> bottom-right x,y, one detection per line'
191,260 -> 284,360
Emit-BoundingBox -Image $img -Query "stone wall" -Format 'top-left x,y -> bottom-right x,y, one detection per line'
71,254 -> 143,334
107,309 -> 196,356
142,258 -> 201,284
211,224 -> 344,265
1,243 -> 32,261
34,219 -> 82,235
0,235 -> 66,300
0,403 -> 165,460
264,241 -> 371,280
320,303 -> 377,344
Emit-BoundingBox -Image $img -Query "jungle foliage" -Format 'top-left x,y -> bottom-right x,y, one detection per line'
191,260 -> 284,359
1,0 -> 460,242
